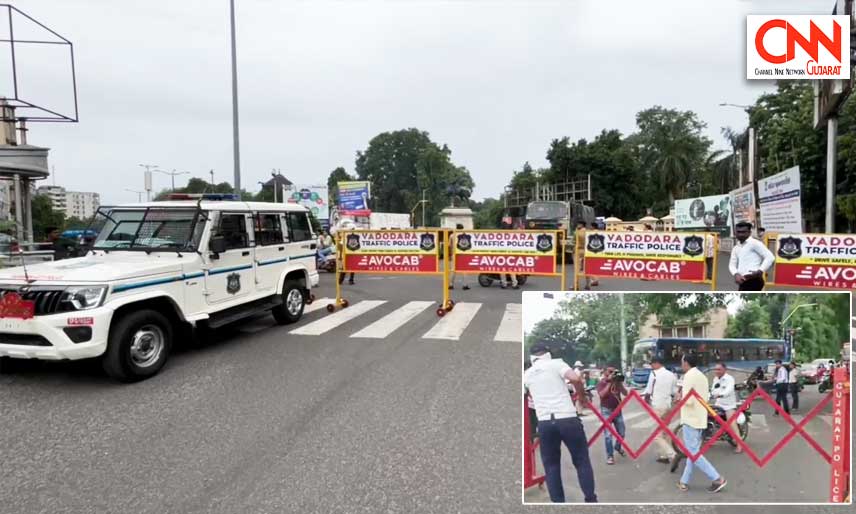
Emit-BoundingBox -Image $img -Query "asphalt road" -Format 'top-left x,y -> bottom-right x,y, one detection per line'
524,388 -> 839,503
0,271 -> 851,514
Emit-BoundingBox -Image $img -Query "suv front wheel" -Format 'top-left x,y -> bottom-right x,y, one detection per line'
103,309 -> 173,382
272,280 -> 305,325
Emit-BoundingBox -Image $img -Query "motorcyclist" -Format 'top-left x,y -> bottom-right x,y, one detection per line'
711,362 -> 742,454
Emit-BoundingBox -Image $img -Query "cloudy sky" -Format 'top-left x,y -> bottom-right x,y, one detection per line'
3,0 -> 832,204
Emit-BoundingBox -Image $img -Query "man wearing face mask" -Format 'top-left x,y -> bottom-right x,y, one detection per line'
711,362 -> 742,454
523,342 -> 597,503
729,221 -> 774,291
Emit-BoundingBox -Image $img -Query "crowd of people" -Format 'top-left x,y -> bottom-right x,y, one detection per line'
524,346 -> 764,502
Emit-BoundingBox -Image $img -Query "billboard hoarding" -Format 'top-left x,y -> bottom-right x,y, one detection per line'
730,184 -> 757,228
338,181 -> 371,215
674,194 -> 733,237
285,185 -> 329,220
758,166 -> 803,233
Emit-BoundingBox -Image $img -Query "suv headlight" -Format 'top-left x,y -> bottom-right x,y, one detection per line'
62,286 -> 107,310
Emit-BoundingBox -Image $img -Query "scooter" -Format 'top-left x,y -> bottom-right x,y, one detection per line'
316,250 -> 337,273
477,274 -> 529,287
818,372 -> 832,394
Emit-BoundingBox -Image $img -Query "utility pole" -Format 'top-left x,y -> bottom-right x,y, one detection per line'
154,169 -> 190,192
229,0 -> 241,195
209,169 -> 215,188
271,170 -> 279,203
619,293 -> 627,372
825,117 -> 837,233
139,163 -> 159,201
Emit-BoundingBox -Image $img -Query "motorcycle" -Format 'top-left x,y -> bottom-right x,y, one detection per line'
477,274 -> 529,287
316,250 -> 337,273
818,372 -> 832,394
671,403 -> 751,469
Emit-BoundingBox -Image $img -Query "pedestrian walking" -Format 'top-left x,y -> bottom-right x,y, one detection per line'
771,360 -> 791,415
728,221 -> 774,291
711,362 -> 742,454
643,356 -> 678,464
596,367 -> 628,465
674,353 -> 728,493
788,362 -> 800,412
523,342 -> 598,503
448,224 -> 470,291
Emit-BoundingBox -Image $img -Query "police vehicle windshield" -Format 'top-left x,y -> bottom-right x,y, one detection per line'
91,207 -> 204,251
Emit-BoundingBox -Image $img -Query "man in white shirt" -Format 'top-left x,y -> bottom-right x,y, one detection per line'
523,342 -> 597,503
711,362 -> 742,454
771,359 -> 791,415
643,357 -> 678,463
729,221 -> 774,291
788,362 -> 800,412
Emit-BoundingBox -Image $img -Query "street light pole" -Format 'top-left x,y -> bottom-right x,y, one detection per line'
153,169 -> 190,192
781,303 -> 818,358
229,0 -> 241,195
125,189 -> 144,202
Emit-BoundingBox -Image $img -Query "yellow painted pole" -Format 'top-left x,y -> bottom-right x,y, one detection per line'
559,231 -> 566,291
710,234 -> 719,291
335,232 -> 343,307
443,230 -> 450,309
573,232 -> 581,292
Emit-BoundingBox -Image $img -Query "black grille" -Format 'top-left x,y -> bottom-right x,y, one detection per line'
0,288 -> 68,315
0,333 -> 52,346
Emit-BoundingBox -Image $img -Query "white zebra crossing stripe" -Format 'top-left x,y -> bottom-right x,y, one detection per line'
350,301 -> 435,339
304,297 -> 334,314
494,303 -> 522,342
423,302 -> 482,340
289,300 -> 386,336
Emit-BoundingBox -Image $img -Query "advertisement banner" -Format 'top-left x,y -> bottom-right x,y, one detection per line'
338,181 -> 371,216
758,166 -> 803,233
773,232 -> 856,289
583,230 -> 708,282
453,231 -> 558,275
730,184 -> 756,227
674,194 -> 732,237
342,230 -> 439,273
285,185 -> 329,220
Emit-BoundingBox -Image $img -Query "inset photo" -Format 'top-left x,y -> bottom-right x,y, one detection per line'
522,291 -> 852,505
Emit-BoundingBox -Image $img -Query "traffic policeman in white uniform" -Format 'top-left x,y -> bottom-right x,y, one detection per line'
523,342 -> 597,503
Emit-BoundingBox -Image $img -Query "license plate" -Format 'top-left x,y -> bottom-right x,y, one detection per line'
0,318 -> 25,331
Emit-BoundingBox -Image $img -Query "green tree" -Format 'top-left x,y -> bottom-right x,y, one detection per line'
31,194 -> 65,240
355,128 -> 474,226
154,178 -> 252,201
545,130 -> 645,219
748,82 -> 856,231
725,301 -> 773,339
64,216 -> 89,230
471,197 -> 504,229
632,106 -> 713,207
327,166 -> 354,207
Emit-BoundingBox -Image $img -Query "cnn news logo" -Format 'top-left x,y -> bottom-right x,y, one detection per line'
747,15 -> 851,80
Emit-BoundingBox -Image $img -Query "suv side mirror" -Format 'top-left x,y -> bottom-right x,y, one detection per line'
209,236 -> 227,256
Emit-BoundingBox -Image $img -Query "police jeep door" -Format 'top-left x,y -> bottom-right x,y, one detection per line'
253,211 -> 288,294
205,211 -> 255,304
284,210 -> 316,272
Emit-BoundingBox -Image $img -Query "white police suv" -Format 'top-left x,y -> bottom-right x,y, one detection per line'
0,194 -> 319,381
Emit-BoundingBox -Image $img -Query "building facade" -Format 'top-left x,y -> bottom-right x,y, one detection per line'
638,307 -> 729,340
36,185 -> 100,220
